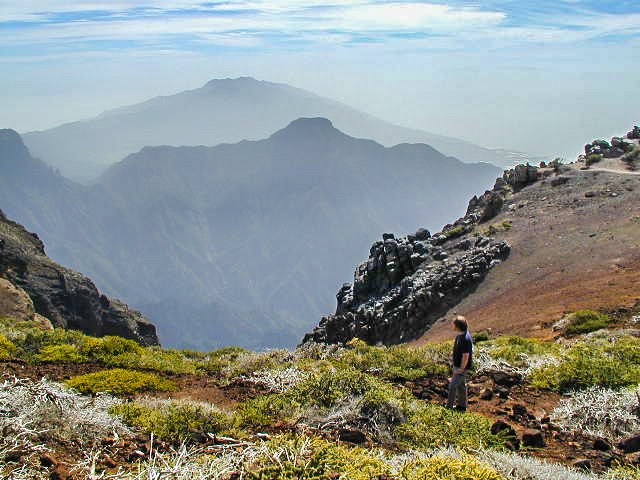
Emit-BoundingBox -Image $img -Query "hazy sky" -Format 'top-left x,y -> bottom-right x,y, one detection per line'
1,0 -> 639,158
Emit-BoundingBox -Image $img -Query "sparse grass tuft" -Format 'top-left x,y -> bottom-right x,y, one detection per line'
444,225 -> 467,239
67,369 -> 177,396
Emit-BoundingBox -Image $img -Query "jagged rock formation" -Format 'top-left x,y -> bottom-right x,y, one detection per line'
584,137 -> 634,159
303,172 -> 517,345
0,209 -> 158,345
626,126 -> 640,140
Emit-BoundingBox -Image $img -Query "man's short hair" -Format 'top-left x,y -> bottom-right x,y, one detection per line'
453,315 -> 468,332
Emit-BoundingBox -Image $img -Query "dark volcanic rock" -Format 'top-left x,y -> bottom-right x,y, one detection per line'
522,429 -> 546,448
618,433 -> 640,453
0,209 -> 158,345
302,177 -> 512,346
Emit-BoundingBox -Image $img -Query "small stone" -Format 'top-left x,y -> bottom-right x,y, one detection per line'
618,433 -> 640,453
102,454 -> 117,468
339,428 -> 367,444
480,388 -> 493,400
573,459 -> 591,470
593,438 -> 611,451
50,465 -> 71,480
521,429 -> 546,448
40,454 -> 57,467
491,420 -> 517,437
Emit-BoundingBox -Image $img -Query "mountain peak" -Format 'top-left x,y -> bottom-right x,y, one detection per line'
203,76 -> 262,88
0,129 -> 30,162
270,117 -> 341,141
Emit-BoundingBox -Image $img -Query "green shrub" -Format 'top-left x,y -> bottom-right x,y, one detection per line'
565,310 -> 610,335
336,344 -> 447,381
473,331 -> 491,343
67,369 -> 177,396
0,334 -> 16,359
395,403 -> 502,450
110,400 -> 231,440
401,456 -> 503,480
484,336 -> 560,368
530,344 -> 640,392
37,344 -> 88,363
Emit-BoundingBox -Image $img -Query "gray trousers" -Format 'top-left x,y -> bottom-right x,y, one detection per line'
446,372 -> 468,409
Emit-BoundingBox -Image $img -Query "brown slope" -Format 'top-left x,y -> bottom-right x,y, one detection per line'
416,166 -> 640,343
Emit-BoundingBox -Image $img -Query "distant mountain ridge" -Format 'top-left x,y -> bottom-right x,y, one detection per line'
23,77 -> 522,182
2,120 -> 501,350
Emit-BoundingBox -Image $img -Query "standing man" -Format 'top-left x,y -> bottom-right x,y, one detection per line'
446,315 -> 473,412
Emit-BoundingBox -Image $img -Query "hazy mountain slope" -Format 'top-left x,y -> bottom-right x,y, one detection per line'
22,77 -> 518,182
3,120 -> 500,349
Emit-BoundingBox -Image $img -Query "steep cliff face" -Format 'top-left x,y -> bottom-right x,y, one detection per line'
0,209 -> 158,345
302,166 -> 535,346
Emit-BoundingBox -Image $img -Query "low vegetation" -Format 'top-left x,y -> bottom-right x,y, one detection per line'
66,368 -> 178,396
111,398 -> 232,440
3,314 -> 640,478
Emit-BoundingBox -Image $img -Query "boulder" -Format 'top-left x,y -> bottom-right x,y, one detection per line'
503,164 -> 539,190
0,278 -> 35,322
415,228 -> 431,241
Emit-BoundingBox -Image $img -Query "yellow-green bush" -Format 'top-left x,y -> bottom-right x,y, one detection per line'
395,403 -> 502,450
401,456 -> 503,480
67,369 -> 177,396
0,334 -> 16,359
37,344 -> 88,363
565,310 -> 610,335
110,401 -> 231,440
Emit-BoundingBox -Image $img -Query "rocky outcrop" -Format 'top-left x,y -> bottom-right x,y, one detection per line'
0,209 -> 158,345
501,164 -> 539,191
627,126 -> 640,140
303,175 -> 516,345
584,137 -> 634,159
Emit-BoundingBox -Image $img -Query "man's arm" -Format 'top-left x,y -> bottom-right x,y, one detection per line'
454,353 -> 470,374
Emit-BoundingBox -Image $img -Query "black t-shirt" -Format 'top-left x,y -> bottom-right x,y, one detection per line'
453,331 -> 473,370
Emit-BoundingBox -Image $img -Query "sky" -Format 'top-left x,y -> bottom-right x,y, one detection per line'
1,0 -> 639,158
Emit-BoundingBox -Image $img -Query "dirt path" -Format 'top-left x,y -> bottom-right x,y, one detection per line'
588,167 -> 640,175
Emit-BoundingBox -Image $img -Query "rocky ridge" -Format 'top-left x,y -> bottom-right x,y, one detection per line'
0,209 -> 158,345
301,165 -> 549,345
